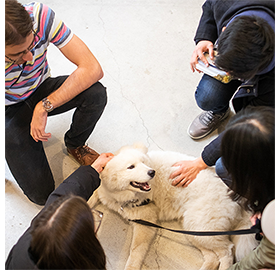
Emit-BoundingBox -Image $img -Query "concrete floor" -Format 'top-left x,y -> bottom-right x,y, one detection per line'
5,0 -> 234,269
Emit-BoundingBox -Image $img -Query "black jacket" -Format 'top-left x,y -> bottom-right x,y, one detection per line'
194,0 -> 274,44
5,165 -> 100,270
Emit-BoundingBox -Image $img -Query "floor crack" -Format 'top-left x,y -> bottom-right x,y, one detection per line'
153,228 -> 162,269
98,5 -> 163,151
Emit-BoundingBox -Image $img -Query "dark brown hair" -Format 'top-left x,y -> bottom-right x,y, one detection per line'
221,106 -> 274,213
216,16 -> 274,80
29,195 -> 106,269
5,0 -> 33,46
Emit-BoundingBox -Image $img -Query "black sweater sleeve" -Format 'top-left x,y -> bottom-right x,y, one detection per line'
5,165 -> 100,270
194,0 -> 218,44
45,165 -> 100,207
201,132 -> 224,167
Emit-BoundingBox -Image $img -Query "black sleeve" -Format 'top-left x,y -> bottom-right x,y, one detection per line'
194,0 -> 218,44
201,132 -> 224,167
45,165 -> 100,206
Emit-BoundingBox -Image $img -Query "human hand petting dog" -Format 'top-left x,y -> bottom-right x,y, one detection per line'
91,153 -> 114,173
170,157 -> 208,187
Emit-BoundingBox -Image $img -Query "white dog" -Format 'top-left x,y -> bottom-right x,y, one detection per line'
88,144 -> 258,270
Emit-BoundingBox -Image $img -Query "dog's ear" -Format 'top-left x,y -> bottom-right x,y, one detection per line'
115,143 -> 148,154
115,145 -> 131,155
100,168 -> 117,182
132,142 -> 148,154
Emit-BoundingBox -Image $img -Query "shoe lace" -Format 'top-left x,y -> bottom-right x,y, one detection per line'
201,111 -> 220,126
76,145 -> 90,158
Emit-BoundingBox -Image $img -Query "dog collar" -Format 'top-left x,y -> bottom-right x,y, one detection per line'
120,198 -> 151,211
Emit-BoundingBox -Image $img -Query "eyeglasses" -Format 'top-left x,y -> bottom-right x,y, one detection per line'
5,30 -> 41,69
91,209 -> 103,234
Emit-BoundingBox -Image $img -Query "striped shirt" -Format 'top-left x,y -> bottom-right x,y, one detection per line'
5,2 -> 73,106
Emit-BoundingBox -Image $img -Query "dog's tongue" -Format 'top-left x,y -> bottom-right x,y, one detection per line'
130,181 -> 151,192
140,182 -> 151,191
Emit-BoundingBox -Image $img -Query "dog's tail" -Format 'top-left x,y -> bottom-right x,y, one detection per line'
231,210 -> 259,262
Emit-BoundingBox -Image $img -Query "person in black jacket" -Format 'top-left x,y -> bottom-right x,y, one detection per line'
221,107 -> 275,270
5,152 -> 113,270
170,0 -> 274,187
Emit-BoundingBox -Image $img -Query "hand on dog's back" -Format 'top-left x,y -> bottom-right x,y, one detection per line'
170,157 -> 208,187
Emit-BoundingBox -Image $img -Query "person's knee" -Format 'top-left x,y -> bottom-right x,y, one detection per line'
215,158 -> 232,188
23,182 -> 55,206
195,80 -> 218,111
84,82 -> 107,109
195,89 -> 215,111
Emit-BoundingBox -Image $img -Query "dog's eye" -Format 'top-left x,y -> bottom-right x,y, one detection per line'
127,165 -> 135,169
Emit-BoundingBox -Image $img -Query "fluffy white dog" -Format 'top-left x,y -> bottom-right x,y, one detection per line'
88,143 -> 258,270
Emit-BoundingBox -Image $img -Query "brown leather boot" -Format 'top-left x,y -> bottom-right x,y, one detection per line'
67,145 -> 100,166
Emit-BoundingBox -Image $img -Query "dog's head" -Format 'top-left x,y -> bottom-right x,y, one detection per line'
100,143 -> 155,193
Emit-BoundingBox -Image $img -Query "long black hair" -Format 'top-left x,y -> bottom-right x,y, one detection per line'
221,106 -> 274,213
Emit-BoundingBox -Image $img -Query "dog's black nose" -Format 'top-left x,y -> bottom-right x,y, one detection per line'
148,170 -> 155,178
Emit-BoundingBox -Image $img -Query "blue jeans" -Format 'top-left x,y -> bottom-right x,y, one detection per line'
5,76 -> 107,205
195,70 -> 275,113
195,74 -> 242,114
215,157 -> 232,188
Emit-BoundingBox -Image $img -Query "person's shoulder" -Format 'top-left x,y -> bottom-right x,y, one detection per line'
5,228 -> 36,270
25,2 -> 55,26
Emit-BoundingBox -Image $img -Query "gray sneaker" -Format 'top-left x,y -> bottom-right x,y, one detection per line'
187,109 -> 230,140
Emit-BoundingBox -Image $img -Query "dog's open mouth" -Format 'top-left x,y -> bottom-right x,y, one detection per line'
130,181 -> 151,192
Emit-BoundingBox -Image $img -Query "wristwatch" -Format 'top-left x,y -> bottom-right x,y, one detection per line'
42,97 -> 54,112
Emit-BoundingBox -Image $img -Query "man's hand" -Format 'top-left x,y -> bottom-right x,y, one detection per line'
30,102 -> 51,142
190,40 -> 214,72
91,153 -> 114,173
170,157 -> 208,187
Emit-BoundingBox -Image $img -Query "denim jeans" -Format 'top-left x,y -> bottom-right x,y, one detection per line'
5,76 -> 107,205
195,70 -> 274,114
215,157 -> 232,188
195,74 -> 242,114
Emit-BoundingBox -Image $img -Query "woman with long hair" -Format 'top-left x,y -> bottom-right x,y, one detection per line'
6,153 -> 113,270
220,107 -> 275,269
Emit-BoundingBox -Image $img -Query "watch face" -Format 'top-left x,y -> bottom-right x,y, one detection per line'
42,98 -> 54,112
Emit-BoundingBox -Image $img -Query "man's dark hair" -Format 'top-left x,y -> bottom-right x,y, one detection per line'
215,16 -> 274,80
5,0 -> 33,46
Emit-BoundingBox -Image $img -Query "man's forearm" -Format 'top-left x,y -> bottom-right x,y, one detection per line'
45,34 -> 104,109
46,64 -> 103,109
